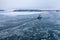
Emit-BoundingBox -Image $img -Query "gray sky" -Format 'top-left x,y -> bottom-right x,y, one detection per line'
0,0 -> 60,10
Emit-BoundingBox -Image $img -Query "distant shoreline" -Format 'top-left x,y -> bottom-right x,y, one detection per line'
0,9 -> 60,12
13,10 -> 60,12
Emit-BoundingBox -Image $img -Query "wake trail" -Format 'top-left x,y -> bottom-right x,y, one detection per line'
0,18 -> 37,39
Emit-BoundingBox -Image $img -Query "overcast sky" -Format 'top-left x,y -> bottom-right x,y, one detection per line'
0,0 -> 60,10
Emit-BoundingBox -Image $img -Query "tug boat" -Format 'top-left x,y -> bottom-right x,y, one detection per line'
37,14 -> 42,20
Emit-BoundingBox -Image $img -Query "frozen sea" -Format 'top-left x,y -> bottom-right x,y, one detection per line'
0,11 -> 60,40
